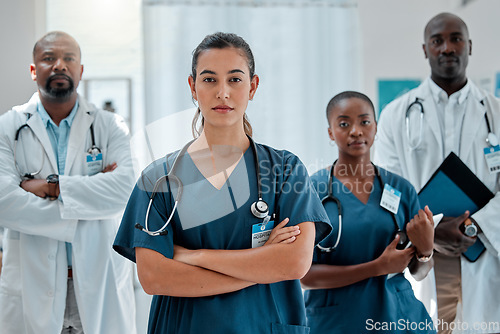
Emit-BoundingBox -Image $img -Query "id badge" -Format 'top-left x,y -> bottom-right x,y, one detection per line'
484,145 -> 500,174
86,153 -> 103,175
380,184 -> 401,214
252,215 -> 274,248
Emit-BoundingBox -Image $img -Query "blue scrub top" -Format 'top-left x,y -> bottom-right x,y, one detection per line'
304,166 -> 435,334
114,143 -> 331,334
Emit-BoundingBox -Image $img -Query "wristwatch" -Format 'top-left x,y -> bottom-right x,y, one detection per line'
46,174 -> 59,200
463,219 -> 478,237
416,250 -> 434,263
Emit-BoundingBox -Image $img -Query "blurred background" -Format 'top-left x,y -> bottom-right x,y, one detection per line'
2,0 -> 499,173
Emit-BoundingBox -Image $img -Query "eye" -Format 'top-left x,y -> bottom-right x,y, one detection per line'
431,38 -> 442,45
202,77 -> 215,83
64,57 -> 75,62
43,57 -> 54,61
339,121 -> 349,128
229,77 -> 242,83
361,120 -> 371,125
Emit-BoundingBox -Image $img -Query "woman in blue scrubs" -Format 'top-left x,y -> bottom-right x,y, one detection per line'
301,91 -> 436,334
113,32 -> 331,334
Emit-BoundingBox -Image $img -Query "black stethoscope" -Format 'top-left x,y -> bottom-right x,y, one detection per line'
406,97 -> 499,149
14,116 -> 101,179
135,135 -> 269,236
316,162 -> 407,253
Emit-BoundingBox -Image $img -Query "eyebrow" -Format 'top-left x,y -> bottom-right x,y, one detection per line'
430,31 -> 463,39
199,69 -> 246,76
336,113 -> 371,119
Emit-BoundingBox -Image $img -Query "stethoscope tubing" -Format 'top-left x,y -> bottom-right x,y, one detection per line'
406,97 -> 498,149
317,162 -> 403,252
136,135 -> 266,236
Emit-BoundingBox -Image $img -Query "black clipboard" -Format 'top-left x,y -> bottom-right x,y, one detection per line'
418,152 -> 494,262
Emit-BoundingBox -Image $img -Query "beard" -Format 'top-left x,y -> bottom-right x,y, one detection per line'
42,74 -> 75,100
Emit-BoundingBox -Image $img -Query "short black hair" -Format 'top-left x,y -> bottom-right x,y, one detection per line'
326,91 -> 376,122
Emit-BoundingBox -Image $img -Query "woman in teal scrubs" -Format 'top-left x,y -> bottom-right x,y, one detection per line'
113,32 -> 331,334
301,91 -> 436,334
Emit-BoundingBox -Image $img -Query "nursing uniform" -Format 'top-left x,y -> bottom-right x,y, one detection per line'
304,166 -> 435,334
114,143 -> 332,334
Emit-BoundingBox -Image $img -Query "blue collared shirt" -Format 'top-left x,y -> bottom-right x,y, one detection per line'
37,99 -> 79,267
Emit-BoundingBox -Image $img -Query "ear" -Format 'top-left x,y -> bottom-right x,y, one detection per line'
249,74 -> 259,100
79,64 -> 84,80
422,43 -> 428,59
328,126 -> 335,142
468,39 -> 472,56
188,76 -> 197,101
30,64 -> 37,81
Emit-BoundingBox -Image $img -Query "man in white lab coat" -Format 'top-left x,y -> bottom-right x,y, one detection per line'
375,13 -> 500,334
0,31 -> 137,333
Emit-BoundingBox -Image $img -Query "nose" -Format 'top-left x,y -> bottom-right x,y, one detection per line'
216,82 -> 229,100
349,124 -> 362,137
441,39 -> 455,55
53,58 -> 67,72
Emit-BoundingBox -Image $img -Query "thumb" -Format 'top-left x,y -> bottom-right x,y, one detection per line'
389,234 -> 400,248
458,210 -> 470,224
424,205 -> 433,220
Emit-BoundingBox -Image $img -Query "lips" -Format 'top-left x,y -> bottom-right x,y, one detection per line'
439,56 -> 459,65
348,140 -> 366,146
48,74 -> 72,85
212,105 -> 233,114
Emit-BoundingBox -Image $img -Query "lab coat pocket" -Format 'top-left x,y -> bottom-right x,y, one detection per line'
0,238 -> 22,295
271,322 -> 310,334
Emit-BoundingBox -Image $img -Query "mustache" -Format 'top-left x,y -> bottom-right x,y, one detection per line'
438,55 -> 459,63
47,74 -> 74,84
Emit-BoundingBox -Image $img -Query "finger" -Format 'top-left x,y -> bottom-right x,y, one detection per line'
389,234 -> 400,248
275,218 -> 290,229
278,236 -> 297,244
458,211 -> 470,223
272,228 -> 301,243
424,205 -> 433,220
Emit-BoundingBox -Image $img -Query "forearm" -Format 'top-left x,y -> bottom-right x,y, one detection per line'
178,222 -> 316,284
136,247 -> 255,297
300,260 -> 383,290
408,256 -> 434,281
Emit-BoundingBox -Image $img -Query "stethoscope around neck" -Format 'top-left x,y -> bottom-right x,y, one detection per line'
134,135 -> 269,237
316,162 -> 406,253
14,115 -> 100,179
405,97 -> 499,149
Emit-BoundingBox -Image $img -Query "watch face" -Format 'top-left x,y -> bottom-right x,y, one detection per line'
464,224 -> 478,237
47,174 -> 59,184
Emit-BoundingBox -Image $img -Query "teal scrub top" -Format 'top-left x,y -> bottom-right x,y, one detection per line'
304,166 -> 436,334
114,143 -> 332,334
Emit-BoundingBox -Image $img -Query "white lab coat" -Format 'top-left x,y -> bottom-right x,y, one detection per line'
374,78 -> 500,333
0,93 -> 138,334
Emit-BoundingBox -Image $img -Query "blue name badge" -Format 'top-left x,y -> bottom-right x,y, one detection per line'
484,145 -> 500,174
252,217 -> 274,248
380,184 -> 401,214
86,153 -> 103,175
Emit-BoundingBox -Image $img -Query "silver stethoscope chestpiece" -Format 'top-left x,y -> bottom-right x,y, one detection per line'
487,132 -> 499,147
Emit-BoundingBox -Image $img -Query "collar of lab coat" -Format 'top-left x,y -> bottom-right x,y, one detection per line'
414,78 -> 488,160
17,93 -> 98,175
